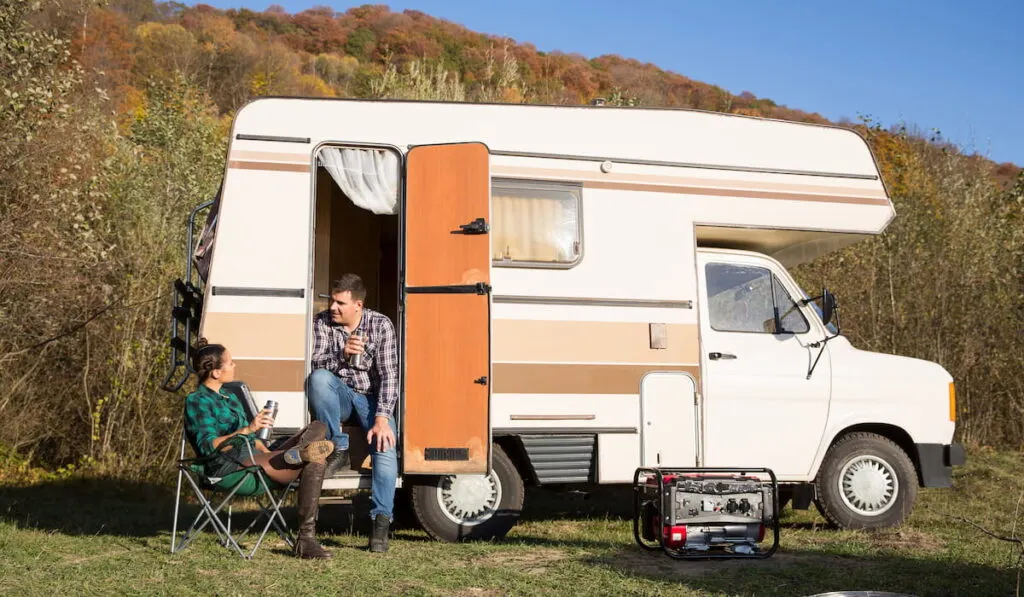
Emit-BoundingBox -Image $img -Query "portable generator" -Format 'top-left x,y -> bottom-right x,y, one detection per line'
632,466 -> 779,559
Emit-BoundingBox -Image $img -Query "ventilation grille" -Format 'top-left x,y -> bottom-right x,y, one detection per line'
424,447 -> 469,461
520,434 -> 595,484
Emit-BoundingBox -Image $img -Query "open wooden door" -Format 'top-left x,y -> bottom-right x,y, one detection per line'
402,143 -> 491,474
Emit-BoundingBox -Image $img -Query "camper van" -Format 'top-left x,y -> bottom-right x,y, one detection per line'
164,97 -> 964,542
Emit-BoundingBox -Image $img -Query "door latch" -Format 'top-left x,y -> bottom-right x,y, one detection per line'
451,217 -> 489,235
708,352 -> 737,360
473,376 -> 488,385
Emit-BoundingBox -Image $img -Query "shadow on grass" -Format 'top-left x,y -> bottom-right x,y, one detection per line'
520,484 -> 635,522
0,478 -> 633,550
0,477 -> 177,537
589,546 -> 1016,597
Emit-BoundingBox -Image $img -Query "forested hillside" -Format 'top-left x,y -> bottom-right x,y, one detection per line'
1,0 -> 1021,478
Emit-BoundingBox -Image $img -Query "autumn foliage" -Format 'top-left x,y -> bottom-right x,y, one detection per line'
1,0 -> 1021,478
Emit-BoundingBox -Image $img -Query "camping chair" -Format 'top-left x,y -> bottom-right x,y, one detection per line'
170,381 -> 297,559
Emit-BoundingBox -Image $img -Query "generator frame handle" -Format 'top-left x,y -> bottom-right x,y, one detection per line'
632,466 -> 780,560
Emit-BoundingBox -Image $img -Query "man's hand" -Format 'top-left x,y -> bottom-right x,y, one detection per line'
343,333 -> 366,358
367,416 -> 395,452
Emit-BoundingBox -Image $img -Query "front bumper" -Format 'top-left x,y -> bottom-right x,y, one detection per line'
915,443 -> 966,487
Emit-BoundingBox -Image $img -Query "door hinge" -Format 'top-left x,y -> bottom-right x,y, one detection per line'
451,217 -> 489,235
474,376 -> 488,385
405,283 -> 491,295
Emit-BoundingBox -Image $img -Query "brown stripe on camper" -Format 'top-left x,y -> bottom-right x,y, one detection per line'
229,150 -> 311,164
233,359 -> 306,392
232,362 -> 700,394
491,165 -> 889,199
584,180 -> 890,206
200,312 -> 306,358
492,320 -> 699,364
228,160 -> 310,173
492,363 -> 699,394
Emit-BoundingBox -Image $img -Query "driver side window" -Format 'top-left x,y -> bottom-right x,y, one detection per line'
705,263 -> 809,334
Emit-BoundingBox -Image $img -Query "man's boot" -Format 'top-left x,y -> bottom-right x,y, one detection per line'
369,513 -> 390,553
292,461 -> 332,559
323,447 -> 351,478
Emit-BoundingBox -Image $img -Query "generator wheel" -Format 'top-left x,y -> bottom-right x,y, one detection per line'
411,443 -> 525,542
814,432 -> 917,529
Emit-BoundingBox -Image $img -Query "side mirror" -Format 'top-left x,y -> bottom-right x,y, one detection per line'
820,288 -> 836,326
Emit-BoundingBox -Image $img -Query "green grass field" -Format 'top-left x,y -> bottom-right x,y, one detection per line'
1,448 -> 1021,596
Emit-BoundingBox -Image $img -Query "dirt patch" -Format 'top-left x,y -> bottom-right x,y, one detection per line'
594,549 -> 868,581
520,520 -> 586,536
475,548 -> 569,575
452,589 -> 505,597
864,528 -> 945,552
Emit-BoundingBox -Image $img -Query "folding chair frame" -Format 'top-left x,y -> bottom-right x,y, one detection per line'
171,432 -> 297,559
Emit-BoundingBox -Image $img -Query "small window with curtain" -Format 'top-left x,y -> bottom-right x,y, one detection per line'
491,179 -> 582,267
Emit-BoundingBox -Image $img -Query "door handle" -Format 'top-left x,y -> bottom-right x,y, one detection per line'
451,217 -> 489,235
709,352 -> 737,360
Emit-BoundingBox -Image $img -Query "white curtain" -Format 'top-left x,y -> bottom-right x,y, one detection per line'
318,147 -> 399,215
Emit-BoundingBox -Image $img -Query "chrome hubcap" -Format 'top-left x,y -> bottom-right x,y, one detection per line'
838,455 -> 898,516
437,472 -> 502,526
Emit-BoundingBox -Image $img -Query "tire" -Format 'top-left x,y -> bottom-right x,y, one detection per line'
411,443 -> 525,542
814,432 -> 918,529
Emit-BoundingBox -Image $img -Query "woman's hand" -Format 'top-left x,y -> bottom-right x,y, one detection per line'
245,408 -> 274,434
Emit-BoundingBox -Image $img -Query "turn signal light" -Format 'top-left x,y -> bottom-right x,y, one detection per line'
949,382 -> 956,422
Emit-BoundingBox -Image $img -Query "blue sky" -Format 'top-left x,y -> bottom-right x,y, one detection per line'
194,0 -> 1023,166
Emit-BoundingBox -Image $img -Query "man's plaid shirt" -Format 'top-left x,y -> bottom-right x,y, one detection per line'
183,384 -> 253,457
311,307 -> 399,418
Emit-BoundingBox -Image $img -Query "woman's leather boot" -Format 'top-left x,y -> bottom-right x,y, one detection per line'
293,460 -> 332,559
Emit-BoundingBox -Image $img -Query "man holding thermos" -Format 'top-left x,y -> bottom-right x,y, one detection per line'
306,273 -> 400,553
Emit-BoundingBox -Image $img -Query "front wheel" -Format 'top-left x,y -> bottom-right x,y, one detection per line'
814,432 -> 918,529
410,443 -> 525,541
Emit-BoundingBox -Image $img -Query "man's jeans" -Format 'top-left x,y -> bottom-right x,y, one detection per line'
306,368 -> 398,521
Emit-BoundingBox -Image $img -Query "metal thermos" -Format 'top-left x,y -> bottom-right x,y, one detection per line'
348,330 -> 365,368
256,400 -> 278,441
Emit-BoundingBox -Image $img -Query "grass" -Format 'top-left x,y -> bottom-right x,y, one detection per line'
0,447 -> 1021,597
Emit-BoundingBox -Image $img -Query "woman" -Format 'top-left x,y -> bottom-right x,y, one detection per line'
184,339 -> 334,559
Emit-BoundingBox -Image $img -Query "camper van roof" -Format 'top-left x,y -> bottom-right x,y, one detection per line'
232,97 -> 885,184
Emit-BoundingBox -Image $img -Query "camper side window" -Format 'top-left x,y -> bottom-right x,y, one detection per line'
491,180 -> 581,267
705,263 -> 810,334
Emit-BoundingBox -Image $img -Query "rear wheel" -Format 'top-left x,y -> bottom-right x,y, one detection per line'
814,432 -> 918,529
411,443 -> 525,541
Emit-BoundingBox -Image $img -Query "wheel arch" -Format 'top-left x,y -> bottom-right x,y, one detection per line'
817,424 -> 922,486
494,435 -> 538,486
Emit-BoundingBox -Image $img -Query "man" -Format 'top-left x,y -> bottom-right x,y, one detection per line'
307,273 -> 399,553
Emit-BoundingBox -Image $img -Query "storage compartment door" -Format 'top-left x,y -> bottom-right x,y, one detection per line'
641,372 -> 698,467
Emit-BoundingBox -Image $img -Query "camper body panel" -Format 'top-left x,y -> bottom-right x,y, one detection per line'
199,148 -> 313,430
231,98 -> 885,180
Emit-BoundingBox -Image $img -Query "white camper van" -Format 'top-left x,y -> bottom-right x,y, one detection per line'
164,97 -> 964,541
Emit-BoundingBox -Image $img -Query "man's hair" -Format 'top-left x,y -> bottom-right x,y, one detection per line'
331,273 -> 367,302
